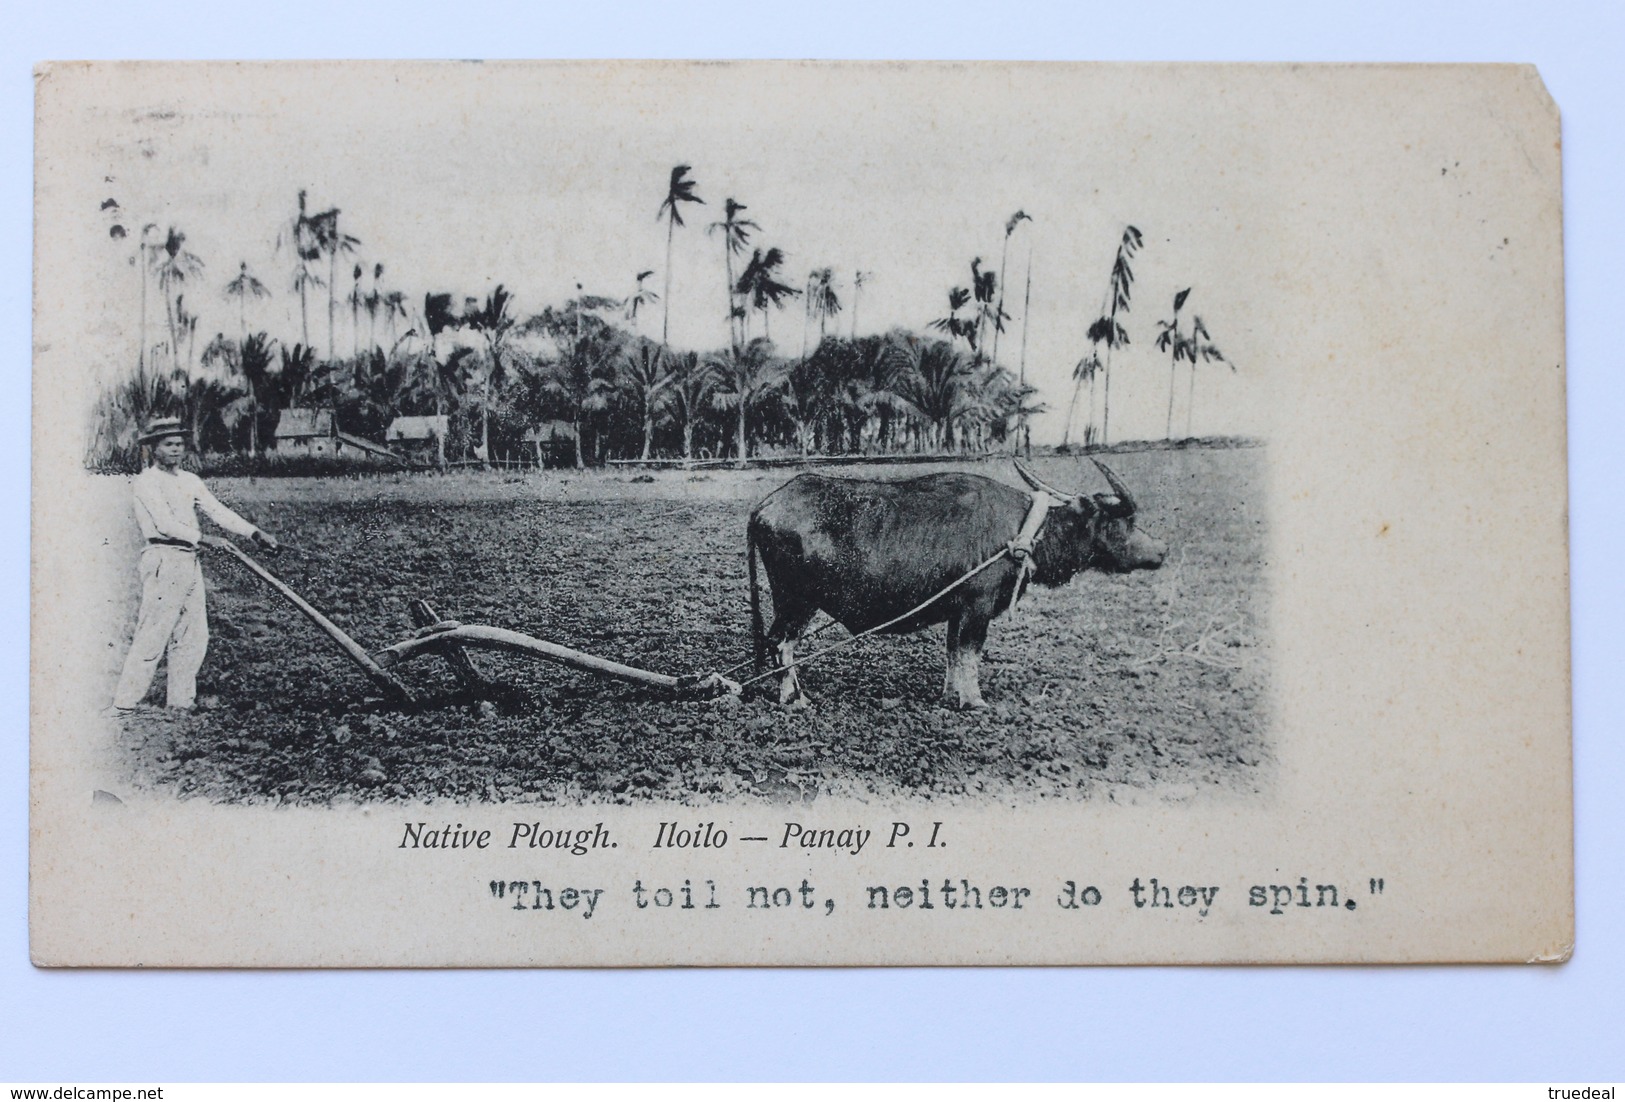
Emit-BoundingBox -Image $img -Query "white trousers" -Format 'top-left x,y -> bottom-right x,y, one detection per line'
113,545 -> 209,709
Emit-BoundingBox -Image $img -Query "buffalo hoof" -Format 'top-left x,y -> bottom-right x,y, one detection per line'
947,693 -> 987,712
777,674 -> 811,708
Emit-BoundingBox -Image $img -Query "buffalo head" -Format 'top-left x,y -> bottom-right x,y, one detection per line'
1013,458 -> 1167,580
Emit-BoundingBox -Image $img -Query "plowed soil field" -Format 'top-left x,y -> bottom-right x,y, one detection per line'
104,447 -> 1271,805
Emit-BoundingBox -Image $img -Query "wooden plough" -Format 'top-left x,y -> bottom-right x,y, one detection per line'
217,540 -> 742,707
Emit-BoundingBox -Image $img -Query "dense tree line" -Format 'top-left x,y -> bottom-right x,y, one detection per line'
89,301 -> 1038,470
89,170 -> 1234,471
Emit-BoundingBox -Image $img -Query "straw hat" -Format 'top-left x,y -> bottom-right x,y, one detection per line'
137,417 -> 190,446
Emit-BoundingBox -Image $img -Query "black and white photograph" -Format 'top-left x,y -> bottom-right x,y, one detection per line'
30,60 -> 1569,967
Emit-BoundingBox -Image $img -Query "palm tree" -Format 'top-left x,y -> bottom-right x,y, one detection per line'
708,337 -> 784,464
656,165 -> 704,347
851,270 -> 872,339
801,271 -> 817,361
991,211 -> 1031,367
891,337 -> 973,451
292,264 -> 325,350
1017,239 -> 1036,456
176,296 -> 200,378
183,373 -> 243,455
785,345 -> 827,454
526,295 -> 625,468
666,351 -> 714,463
799,335 -> 885,455
363,263 -> 385,353
969,258 -> 999,359
224,261 -> 271,347
462,284 -> 515,466
347,262 -> 365,358
275,342 -> 319,412
1064,350 -> 1102,448
952,361 -> 1039,451
205,331 -> 277,454
152,227 -> 203,375
734,247 -> 798,342
309,204 -> 361,361
929,286 -> 976,351
623,270 -> 660,337
837,333 -> 905,453
1182,314 -> 1233,439
348,348 -> 411,440
807,267 -> 841,343
137,224 -> 159,372
619,340 -> 676,460
400,313 -> 467,469
239,333 -> 278,454
1155,288 -> 1193,439
1006,380 -> 1048,456
275,190 -> 322,349
1077,225 -> 1143,447
382,290 -> 409,348
707,198 -> 758,354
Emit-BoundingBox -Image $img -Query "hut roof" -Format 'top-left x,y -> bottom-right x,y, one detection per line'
386,415 -> 449,442
275,408 -> 334,438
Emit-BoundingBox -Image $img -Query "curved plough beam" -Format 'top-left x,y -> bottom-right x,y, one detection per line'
372,623 -> 742,701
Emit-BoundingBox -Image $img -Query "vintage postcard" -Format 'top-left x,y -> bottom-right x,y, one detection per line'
30,61 -> 1571,966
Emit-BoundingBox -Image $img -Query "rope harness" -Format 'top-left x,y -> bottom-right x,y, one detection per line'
730,490 -> 1055,692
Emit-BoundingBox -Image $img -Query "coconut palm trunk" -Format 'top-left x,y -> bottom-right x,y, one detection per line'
657,166 -> 704,349
1018,247 -> 1033,456
724,250 -> 737,353
993,253 -> 1008,367
1088,371 -> 1099,444
1062,377 -> 1079,447
138,233 -> 150,372
435,391 -> 446,469
801,282 -> 813,361
481,380 -> 490,466
351,264 -> 361,359
328,248 -> 338,361
1186,363 -> 1199,439
164,291 -> 179,375
663,217 -> 675,346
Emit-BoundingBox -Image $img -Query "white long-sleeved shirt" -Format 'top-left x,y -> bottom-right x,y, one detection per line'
131,466 -> 259,545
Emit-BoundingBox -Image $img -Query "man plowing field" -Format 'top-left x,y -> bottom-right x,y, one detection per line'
107,417 -> 280,717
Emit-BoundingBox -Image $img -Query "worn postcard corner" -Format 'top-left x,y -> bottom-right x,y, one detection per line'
30,61 -> 1570,967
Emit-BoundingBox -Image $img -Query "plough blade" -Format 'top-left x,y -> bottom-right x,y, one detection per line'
408,599 -> 491,694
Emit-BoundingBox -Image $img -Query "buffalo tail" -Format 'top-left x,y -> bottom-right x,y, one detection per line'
748,521 -> 766,674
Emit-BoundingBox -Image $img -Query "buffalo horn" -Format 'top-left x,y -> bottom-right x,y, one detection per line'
1012,459 -> 1075,503
1091,459 -> 1138,516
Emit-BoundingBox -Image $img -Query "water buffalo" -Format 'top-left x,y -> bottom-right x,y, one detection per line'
747,459 -> 1167,709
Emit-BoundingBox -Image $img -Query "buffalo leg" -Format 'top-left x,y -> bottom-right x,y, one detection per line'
767,605 -> 818,706
944,612 -> 990,710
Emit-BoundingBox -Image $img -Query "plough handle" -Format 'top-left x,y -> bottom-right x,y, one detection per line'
216,540 -> 417,705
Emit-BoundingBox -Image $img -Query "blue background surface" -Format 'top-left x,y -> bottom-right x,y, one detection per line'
3,0 -> 1620,1082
